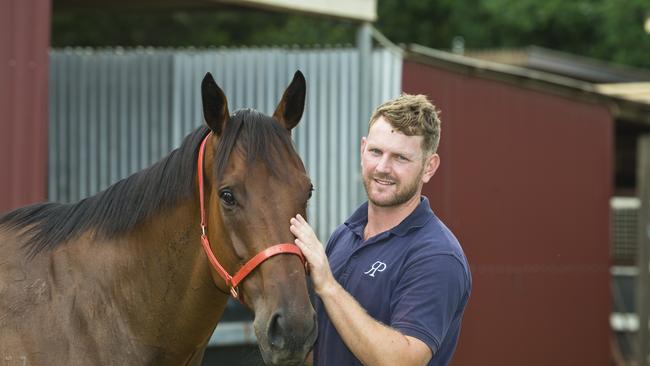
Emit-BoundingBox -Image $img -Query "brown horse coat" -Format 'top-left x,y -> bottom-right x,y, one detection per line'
0,72 -> 316,366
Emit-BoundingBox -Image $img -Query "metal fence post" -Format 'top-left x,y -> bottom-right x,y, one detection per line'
637,135 -> 650,366
356,22 -> 372,205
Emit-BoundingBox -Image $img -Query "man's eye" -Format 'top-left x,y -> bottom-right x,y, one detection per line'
219,190 -> 236,206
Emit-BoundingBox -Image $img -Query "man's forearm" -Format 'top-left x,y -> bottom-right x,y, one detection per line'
318,281 -> 430,366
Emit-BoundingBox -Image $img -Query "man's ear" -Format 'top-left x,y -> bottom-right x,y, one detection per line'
201,72 -> 229,136
273,71 -> 306,131
422,153 -> 440,183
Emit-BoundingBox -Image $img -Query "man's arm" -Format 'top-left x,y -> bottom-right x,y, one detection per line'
290,215 -> 432,366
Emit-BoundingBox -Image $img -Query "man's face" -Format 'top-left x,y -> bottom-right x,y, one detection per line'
361,117 -> 438,208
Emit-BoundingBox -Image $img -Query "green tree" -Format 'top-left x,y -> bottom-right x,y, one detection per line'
375,0 -> 650,68
594,0 -> 650,67
51,9 -> 356,48
52,0 -> 650,69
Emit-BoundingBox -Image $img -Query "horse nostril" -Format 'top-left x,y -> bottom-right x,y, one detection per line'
268,311 -> 286,349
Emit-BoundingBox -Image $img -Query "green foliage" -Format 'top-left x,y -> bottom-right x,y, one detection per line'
51,9 -> 356,48
375,0 -> 650,68
51,0 -> 650,68
595,0 -> 650,68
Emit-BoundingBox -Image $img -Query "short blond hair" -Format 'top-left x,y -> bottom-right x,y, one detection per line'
369,94 -> 441,155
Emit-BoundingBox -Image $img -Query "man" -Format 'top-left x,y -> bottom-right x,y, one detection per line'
290,94 -> 471,366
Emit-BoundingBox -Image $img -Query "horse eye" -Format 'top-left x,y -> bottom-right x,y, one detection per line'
219,190 -> 236,206
308,184 -> 314,199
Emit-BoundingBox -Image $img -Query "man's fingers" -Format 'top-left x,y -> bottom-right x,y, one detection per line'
295,239 -> 317,262
291,225 -> 309,242
291,215 -> 322,253
295,239 -> 307,252
291,218 -> 315,239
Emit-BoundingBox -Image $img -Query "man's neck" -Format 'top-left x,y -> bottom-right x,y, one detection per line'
364,193 -> 421,240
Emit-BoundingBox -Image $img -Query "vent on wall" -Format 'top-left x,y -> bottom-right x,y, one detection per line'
611,197 -> 640,263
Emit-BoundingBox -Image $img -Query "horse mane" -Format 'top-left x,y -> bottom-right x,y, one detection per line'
0,109 -> 296,258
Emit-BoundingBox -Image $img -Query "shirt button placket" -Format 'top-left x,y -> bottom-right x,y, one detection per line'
340,251 -> 360,284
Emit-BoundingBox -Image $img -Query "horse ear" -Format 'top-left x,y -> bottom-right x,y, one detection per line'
201,72 -> 230,136
273,71 -> 306,131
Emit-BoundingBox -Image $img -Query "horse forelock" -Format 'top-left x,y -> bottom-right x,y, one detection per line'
214,109 -> 299,182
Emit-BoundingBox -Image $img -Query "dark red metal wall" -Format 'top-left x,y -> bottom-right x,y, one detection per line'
404,60 -> 612,365
0,0 -> 51,213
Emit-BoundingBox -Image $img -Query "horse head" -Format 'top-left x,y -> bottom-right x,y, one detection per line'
199,71 -> 316,365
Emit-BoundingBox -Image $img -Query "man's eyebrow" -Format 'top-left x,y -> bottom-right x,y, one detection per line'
366,141 -> 415,158
392,150 -> 417,159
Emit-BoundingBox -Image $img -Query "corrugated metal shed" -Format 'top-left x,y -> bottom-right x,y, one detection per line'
404,45 -> 612,365
47,47 -> 402,242
0,0 -> 51,214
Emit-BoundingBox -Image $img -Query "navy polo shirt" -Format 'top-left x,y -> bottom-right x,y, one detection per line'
313,197 -> 471,366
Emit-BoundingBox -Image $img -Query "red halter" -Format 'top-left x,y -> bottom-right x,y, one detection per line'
197,133 -> 305,299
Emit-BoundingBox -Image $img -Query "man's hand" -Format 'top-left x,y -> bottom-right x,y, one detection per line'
289,214 -> 336,295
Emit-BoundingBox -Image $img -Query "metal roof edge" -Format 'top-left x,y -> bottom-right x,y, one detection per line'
218,0 -> 377,22
405,44 -> 650,125
406,43 -> 596,93
526,46 -> 650,82
55,0 -> 377,22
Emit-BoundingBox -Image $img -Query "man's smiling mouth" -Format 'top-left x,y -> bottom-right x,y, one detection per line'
374,178 -> 395,185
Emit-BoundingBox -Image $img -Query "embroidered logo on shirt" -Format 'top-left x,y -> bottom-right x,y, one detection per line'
364,261 -> 387,277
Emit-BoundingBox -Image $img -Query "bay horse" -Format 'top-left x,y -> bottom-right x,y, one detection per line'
0,71 -> 316,365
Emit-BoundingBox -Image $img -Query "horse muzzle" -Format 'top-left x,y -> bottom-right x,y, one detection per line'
255,306 -> 317,366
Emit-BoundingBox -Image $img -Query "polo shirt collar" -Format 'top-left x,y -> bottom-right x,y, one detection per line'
344,196 -> 435,239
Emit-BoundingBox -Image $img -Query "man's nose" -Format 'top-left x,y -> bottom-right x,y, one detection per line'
375,155 -> 391,174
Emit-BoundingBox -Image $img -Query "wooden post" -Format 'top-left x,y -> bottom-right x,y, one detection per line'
637,135 -> 650,366
356,22 -> 372,204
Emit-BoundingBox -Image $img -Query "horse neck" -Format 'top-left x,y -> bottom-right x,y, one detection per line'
66,198 -> 228,355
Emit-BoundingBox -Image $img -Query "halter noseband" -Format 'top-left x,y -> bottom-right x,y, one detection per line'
197,132 -> 306,299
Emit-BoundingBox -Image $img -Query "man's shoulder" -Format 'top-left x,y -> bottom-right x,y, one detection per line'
409,215 -> 460,251
329,222 -> 353,243
404,216 -> 469,274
